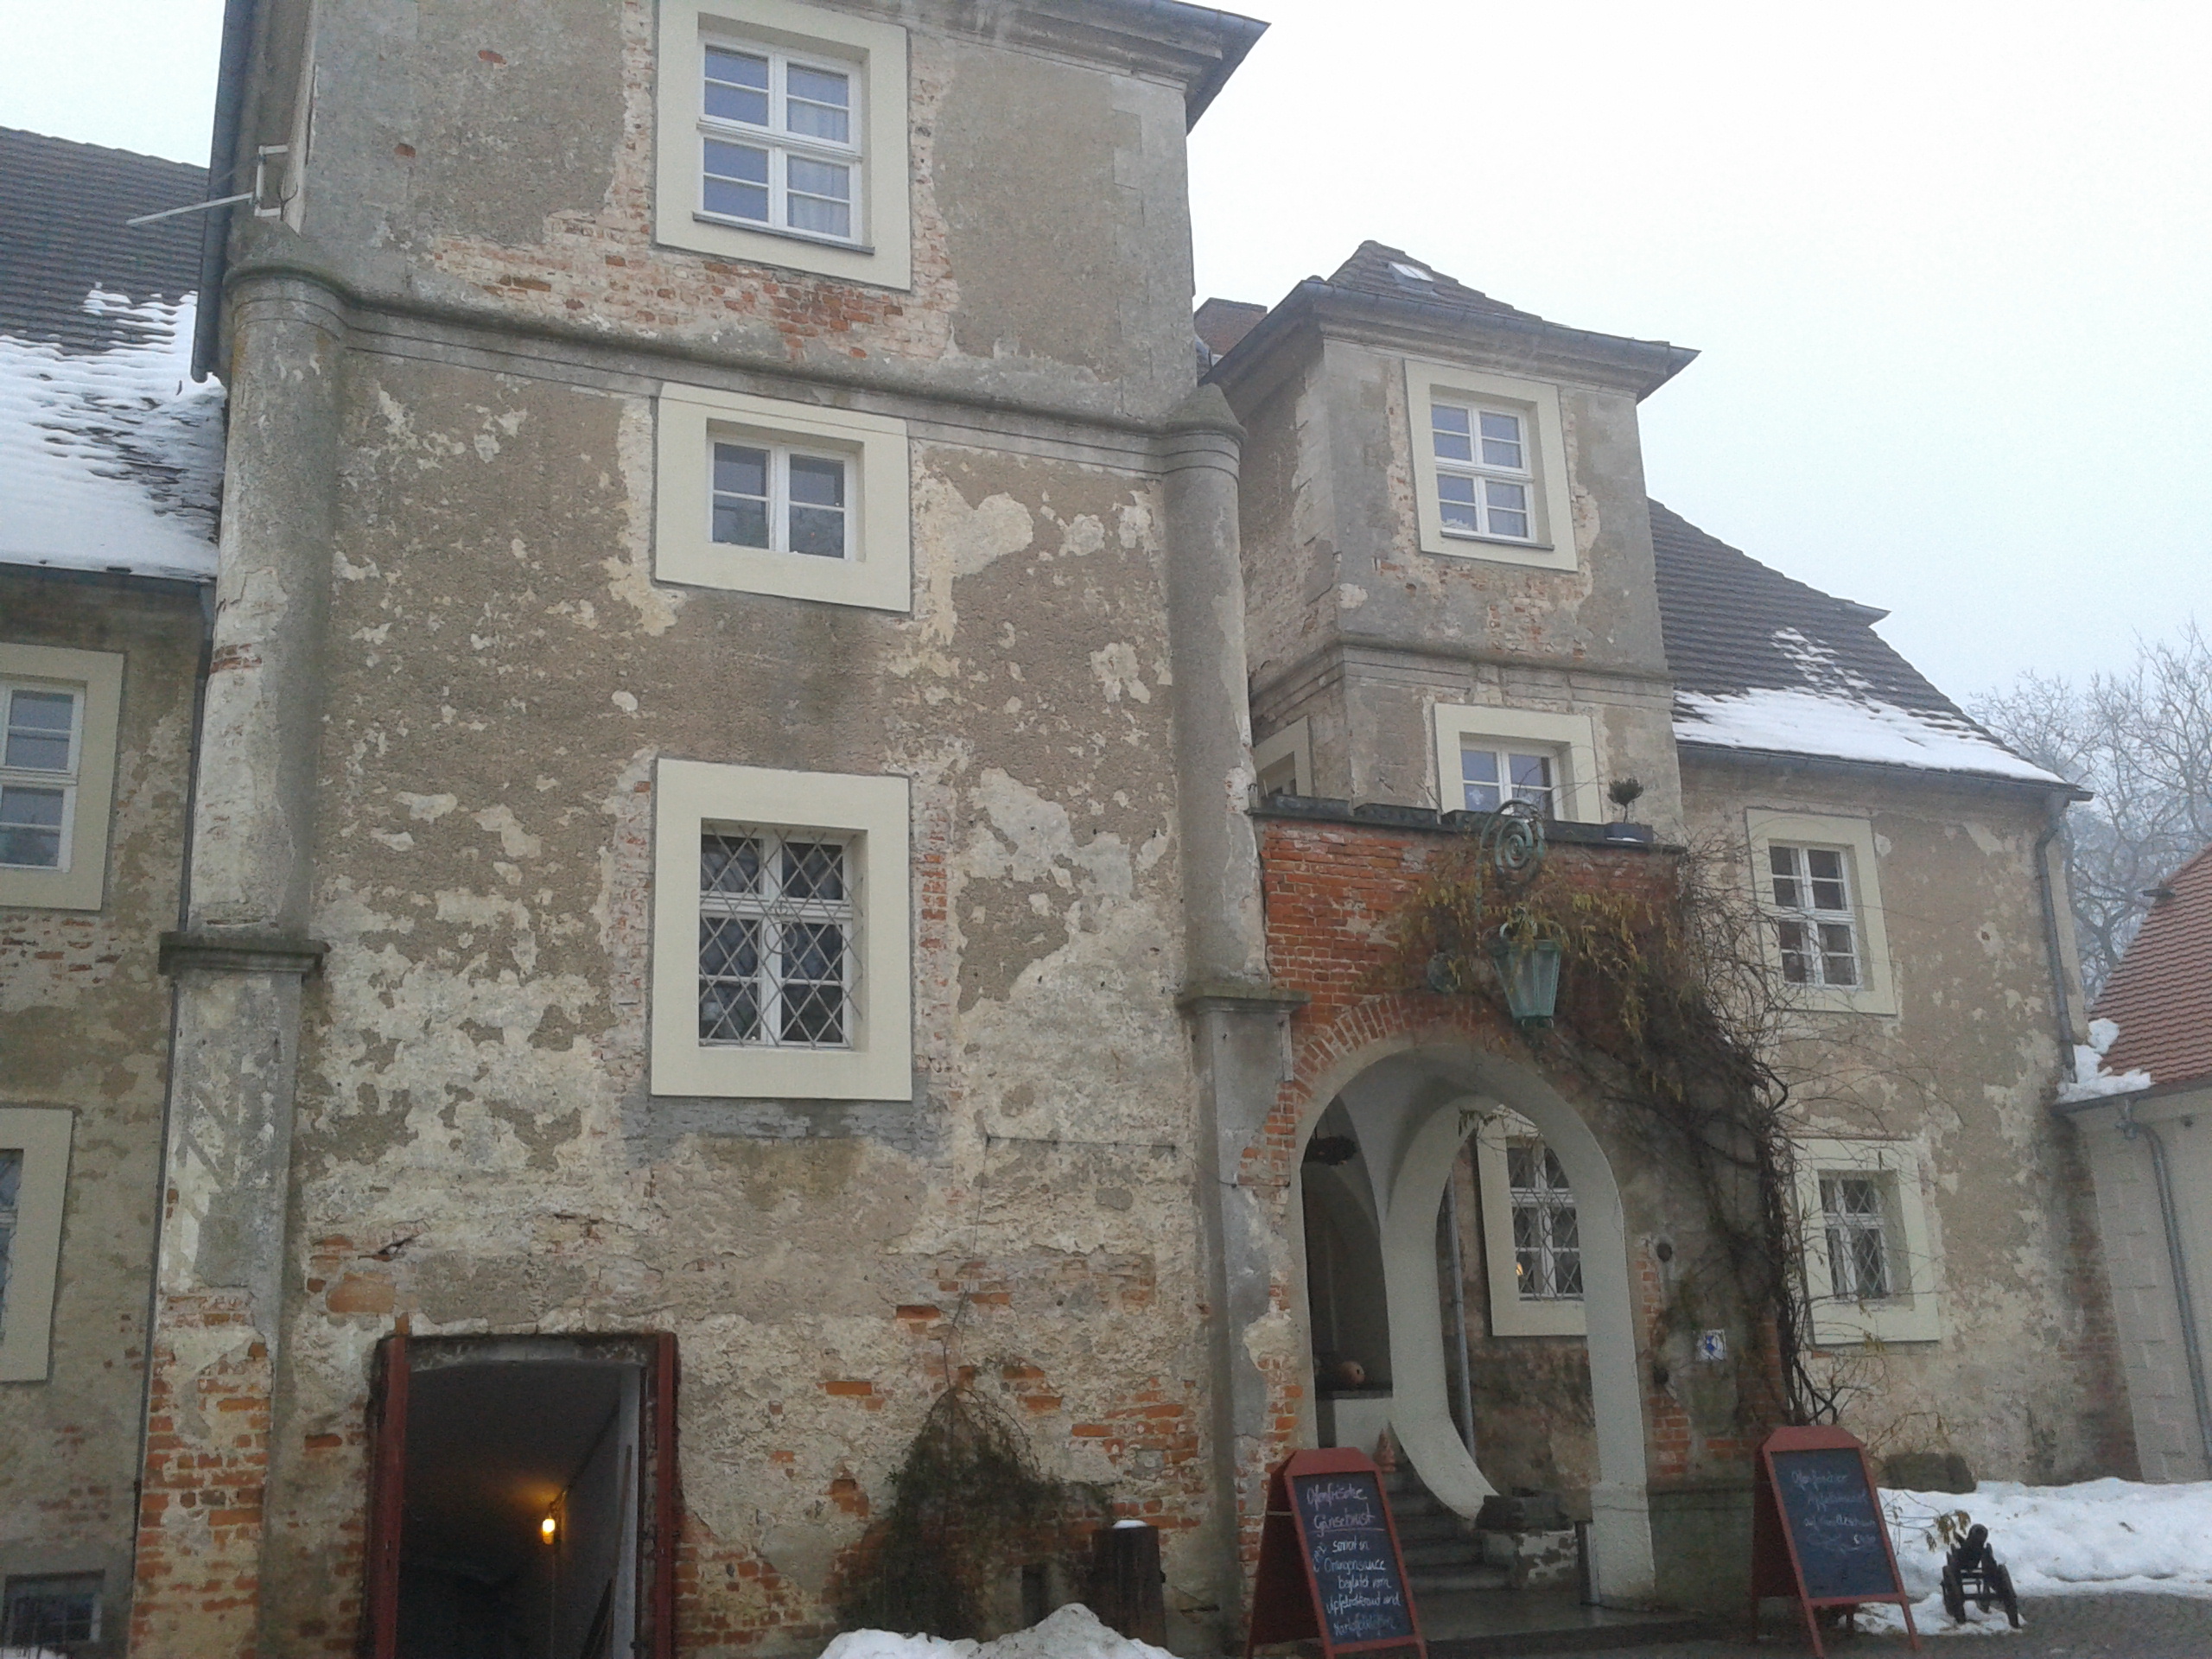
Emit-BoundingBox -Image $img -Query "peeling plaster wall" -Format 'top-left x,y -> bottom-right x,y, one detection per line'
281,0 -> 1205,423
245,352 -> 1224,1656
1681,756 -> 2134,1483
1225,330 -> 1682,826
0,572 -> 201,1651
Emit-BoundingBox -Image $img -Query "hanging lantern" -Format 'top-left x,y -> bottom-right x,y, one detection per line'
1488,908 -> 1564,1030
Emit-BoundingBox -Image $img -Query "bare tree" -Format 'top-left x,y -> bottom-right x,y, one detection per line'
1974,621 -> 2212,996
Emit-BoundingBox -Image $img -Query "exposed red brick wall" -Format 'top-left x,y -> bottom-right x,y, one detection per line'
130,1291 -> 274,1657
1241,817 -> 1687,1568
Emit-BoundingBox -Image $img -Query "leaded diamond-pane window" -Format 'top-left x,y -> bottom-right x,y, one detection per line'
0,1148 -> 19,1340
1507,1141 -> 1581,1300
4,1572 -> 102,1646
1821,1174 -> 1891,1301
698,830 -> 857,1049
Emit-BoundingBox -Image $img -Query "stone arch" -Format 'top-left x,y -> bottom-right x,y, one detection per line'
1271,1003 -> 1656,1604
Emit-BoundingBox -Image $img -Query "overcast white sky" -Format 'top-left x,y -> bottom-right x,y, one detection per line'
6,0 -> 2205,701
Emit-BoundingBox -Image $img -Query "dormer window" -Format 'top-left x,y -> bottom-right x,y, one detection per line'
700,41 -> 861,243
1431,402 -> 1533,542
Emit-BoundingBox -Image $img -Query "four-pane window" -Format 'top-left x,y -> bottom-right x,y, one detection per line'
0,684 -> 80,871
1768,843 -> 1860,987
698,829 -> 858,1050
1432,401 -> 1535,542
711,442 -> 851,560
1507,1141 -> 1581,1300
700,43 -> 861,241
1820,1174 -> 1891,1301
1461,743 -> 1558,817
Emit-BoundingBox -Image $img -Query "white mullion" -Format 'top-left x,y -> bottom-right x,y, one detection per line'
769,448 -> 790,554
760,830 -> 785,1045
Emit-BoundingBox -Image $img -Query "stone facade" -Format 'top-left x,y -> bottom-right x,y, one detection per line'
0,0 -> 2143,1651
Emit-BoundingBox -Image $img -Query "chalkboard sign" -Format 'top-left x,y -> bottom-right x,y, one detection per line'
1771,1447 -> 1895,1600
1292,1469 -> 1416,1645
1243,1449 -> 1425,1659
1749,1426 -> 1919,1659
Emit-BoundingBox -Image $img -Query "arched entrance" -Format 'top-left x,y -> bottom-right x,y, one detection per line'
1292,1039 -> 1654,1604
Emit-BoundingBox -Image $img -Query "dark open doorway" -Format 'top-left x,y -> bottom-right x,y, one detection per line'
365,1334 -> 677,1659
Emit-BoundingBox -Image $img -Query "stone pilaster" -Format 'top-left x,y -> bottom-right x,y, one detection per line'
130,270 -> 344,1659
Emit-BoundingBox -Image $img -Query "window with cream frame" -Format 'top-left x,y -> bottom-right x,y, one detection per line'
1793,1136 -> 1942,1344
1430,703 -> 1601,823
652,759 -> 911,1100
0,1108 -> 73,1382
1253,717 -> 1313,800
1404,359 -> 1574,572
0,645 -> 123,912
1472,1109 -> 1586,1337
655,384 -> 911,612
655,0 -> 911,289
1745,810 -> 1897,1015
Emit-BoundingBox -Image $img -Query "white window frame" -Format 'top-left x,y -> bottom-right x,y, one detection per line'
654,0 -> 912,290
1429,401 -> 1537,544
1253,717 -> 1313,800
1793,1136 -> 1942,1345
655,384 -> 911,612
1404,359 -> 1575,572
1473,1109 -> 1586,1337
0,1108 -> 73,1382
0,645 -> 123,912
1458,742 -> 1565,820
1745,810 -> 1897,1015
697,825 -> 859,1050
1430,703 -> 1602,823
1766,842 -> 1862,990
652,759 -> 911,1100
698,38 -> 865,246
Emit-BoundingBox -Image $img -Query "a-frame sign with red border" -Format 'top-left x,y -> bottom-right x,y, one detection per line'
1750,1425 -> 1921,1656
1245,1448 -> 1426,1659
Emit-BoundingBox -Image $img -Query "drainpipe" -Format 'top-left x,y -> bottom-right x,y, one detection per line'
2117,1098 -> 2212,1468
1442,1174 -> 1476,1455
2033,790 -> 2077,1052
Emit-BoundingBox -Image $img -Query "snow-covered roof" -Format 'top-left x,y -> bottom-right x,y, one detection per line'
1650,501 -> 2065,787
1,290 -> 223,582
0,128 -> 223,583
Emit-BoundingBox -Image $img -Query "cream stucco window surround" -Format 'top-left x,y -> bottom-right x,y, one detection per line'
0,1108 -> 73,1382
0,645 -> 123,912
1472,1109 -> 1586,1337
1793,1136 -> 1942,1344
1253,717 -> 1313,799
655,384 -> 912,612
1744,810 -> 1898,1015
652,759 -> 912,1100
655,0 -> 912,290
1404,359 -> 1575,573
1430,703 -> 1602,823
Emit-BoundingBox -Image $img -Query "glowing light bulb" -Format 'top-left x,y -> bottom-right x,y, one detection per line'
541,1515 -> 558,1542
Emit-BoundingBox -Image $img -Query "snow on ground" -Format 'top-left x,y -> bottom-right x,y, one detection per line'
819,1604 -> 1173,1659
0,289 -> 224,581
1854,1478 -> 2212,1637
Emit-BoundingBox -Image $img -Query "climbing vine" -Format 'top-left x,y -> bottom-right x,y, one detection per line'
1390,812 -> 1846,1428
834,1377 -> 1106,1638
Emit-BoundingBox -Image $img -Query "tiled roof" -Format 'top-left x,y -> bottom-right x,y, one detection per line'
2093,847 -> 2212,1089
1649,500 -> 2062,785
1323,241 -> 1547,324
0,127 -> 205,353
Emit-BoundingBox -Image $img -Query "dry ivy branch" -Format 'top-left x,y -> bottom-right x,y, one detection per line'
1393,830 -> 1852,1427
835,1378 -> 1104,1638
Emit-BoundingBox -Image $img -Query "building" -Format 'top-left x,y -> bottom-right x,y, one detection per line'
0,4 -> 2139,1656
2063,847 -> 2212,1482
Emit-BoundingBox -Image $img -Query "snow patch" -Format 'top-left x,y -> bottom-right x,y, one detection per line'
1856,1478 -> 2212,1637
818,1604 -> 1175,1659
0,289 -> 224,581
1675,686 -> 2063,784
2057,1018 -> 2152,1103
